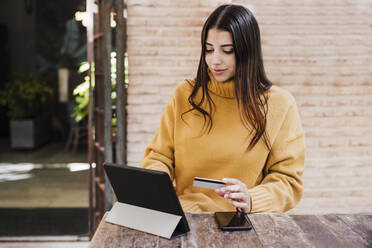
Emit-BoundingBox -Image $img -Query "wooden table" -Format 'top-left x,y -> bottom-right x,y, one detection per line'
89,212 -> 372,247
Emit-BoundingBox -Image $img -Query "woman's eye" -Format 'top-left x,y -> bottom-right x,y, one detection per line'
205,48 -> 233,54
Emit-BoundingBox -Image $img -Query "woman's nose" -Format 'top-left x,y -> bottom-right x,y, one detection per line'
211,53 -> 222,65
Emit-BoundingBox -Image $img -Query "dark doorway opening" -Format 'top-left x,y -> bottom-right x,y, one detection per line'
0,0 -> 89,236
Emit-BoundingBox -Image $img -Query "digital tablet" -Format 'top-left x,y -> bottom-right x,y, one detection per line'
104,163 -> 190,237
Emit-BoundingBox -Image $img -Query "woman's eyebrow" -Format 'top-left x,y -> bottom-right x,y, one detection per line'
206,42 -> 233,47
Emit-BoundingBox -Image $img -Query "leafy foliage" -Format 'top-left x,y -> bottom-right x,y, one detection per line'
0,74 -> 54,119
72,52 -> 128,124
71,61 -> 91,122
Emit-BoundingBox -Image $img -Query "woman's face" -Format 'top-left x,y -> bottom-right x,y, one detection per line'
205,28 -> 236,82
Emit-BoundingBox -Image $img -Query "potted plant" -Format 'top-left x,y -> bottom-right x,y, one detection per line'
0,73 -> 54,149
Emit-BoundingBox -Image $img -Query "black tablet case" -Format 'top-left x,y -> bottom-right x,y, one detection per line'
104,163 -> 190,238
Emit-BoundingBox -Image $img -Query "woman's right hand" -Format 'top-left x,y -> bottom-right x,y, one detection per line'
215,178 -> 252,213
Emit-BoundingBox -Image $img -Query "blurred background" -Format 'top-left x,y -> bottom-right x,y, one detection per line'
0,0 -> 89,247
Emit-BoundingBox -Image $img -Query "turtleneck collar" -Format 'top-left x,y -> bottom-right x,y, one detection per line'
207,69 -> 236,99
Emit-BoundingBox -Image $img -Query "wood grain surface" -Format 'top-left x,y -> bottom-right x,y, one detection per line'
89,212 -> 372,248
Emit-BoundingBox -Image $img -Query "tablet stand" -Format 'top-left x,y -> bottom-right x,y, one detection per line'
105,202 -> 183,239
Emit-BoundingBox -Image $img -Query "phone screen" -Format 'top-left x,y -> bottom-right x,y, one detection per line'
215,211 -> 253,231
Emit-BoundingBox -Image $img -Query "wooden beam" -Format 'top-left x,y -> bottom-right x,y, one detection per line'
102,0 -> 114,212
115,0 -> 126,165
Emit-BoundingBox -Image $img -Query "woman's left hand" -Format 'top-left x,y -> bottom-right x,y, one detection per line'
215,178 -> 252,213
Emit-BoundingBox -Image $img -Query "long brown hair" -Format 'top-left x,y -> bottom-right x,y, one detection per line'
184,4 -> 272,151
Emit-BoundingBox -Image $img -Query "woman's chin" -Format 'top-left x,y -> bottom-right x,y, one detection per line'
212,74 -> 232,83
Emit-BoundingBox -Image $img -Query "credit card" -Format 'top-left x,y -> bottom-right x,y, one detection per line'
193,177 -> 225,189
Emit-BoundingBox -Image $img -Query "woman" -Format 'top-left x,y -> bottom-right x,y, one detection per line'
141,4 -> 305,213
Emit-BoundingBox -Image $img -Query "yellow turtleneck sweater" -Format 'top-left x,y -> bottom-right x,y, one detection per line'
141,74 -> 306,213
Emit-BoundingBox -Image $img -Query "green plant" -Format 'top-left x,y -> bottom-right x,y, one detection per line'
71,61 -> 92,122
72,52 -> 128,124
0,74 -> 54,119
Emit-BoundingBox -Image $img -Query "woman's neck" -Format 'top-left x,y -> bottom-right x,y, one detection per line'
207,70 -> 235,98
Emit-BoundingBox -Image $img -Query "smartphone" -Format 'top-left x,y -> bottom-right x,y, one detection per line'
215,211 -> 253,231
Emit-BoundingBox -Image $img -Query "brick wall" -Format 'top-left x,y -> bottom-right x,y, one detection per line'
126,0 -> 372,214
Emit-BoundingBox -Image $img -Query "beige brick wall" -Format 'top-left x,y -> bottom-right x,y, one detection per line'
126,0 -> 372,214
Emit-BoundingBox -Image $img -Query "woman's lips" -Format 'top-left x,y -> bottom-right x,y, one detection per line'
212,69 -> 226,75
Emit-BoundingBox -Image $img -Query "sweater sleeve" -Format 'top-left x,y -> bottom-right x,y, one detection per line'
140,96 -> 176,180
248,99 -> 306,213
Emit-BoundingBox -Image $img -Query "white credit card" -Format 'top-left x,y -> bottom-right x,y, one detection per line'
193,177 -> 225,189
